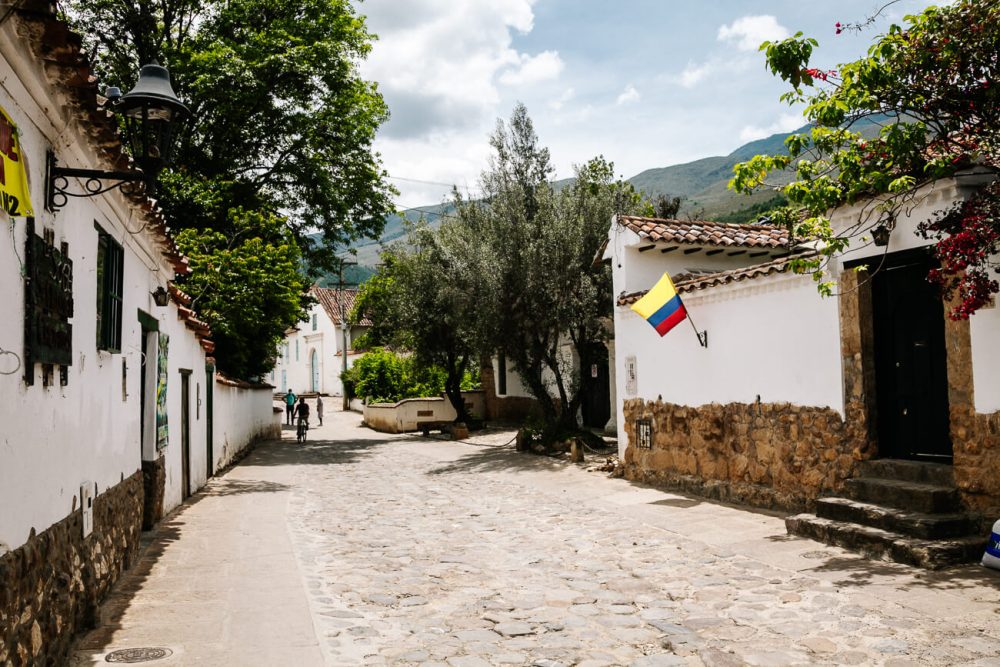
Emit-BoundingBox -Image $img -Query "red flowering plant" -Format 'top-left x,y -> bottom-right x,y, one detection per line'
730,0 -> 1000,314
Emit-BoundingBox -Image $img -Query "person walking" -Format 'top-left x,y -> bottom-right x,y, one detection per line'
316,395 -> 324,426
284,389 -> 297,425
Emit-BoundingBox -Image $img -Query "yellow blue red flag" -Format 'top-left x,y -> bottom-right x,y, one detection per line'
0,105 -> 33,217
630,272 -> 687,336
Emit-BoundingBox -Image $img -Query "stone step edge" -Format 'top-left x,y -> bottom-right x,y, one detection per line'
856,459 -> 954,485
816,496 -> 974,525
844,477 -> 959,493
786,514 -> 985,569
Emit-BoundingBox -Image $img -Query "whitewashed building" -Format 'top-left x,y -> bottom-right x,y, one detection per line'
271,286 -> 370,397
607,173 -> 1000,566
0,5 -> 277,664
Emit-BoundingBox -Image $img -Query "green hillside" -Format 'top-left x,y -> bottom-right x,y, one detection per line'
333,117 -> 889,280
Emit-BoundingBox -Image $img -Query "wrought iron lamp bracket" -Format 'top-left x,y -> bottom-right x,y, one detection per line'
45,150 -> 145,212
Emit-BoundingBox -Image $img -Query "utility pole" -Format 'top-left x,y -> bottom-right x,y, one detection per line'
336,259 -> 357,411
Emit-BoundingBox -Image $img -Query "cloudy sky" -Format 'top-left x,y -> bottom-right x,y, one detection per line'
355,0 -> 937,209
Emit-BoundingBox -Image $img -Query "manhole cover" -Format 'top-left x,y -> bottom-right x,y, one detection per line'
800,550 -> 830,560
105,647 -> 173,663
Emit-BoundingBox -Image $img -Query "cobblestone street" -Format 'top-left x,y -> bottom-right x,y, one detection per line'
74,408 -> 1000,666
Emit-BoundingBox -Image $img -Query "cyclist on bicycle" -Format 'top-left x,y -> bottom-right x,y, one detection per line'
294,397 -> 311,442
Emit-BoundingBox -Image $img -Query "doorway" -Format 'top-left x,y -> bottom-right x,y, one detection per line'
868,248 -> 952,461
180,370 -> 192,498
581,344 -> 611,429
310,348 -> 319,393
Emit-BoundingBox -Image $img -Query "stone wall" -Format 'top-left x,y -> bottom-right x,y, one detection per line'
0,471 -> 144,666
480,363 -> 541,423
622,400 -> 867,512
944,314 -> 1000,521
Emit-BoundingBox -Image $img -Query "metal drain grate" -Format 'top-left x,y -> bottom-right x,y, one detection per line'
800,550 -> 831,560
105,647 -> 173,663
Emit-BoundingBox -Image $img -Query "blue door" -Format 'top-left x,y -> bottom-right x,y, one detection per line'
310,349 -> 320,392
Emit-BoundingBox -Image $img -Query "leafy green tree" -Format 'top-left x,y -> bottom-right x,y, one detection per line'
457,104 -> 648,439
175,209 -> 310,378
351,222 -> 484,422
341,348 -> 477,405
65,0 -> 395,375
731,0 -> 1000,316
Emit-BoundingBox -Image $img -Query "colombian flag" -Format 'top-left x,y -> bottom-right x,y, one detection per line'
630,272 -> 687,336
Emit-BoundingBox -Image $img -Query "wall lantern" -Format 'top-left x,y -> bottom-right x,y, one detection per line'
151,286 -> 170,307
871,222 -> 892,247
46,62 -> 189,211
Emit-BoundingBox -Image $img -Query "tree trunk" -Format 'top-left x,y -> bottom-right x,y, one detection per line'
444,353 -> 470,423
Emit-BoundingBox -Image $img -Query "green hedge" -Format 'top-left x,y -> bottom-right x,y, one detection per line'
341,348 -> 479,403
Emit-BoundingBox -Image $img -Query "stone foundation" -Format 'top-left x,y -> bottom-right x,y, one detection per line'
480,362 -> 542,423
0,470 -> 143,666
623,400 -> 868,512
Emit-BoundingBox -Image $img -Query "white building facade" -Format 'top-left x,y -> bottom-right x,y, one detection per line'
271,286 -> 370,397
607,177 -> 1000,523
0,7 -> 277,664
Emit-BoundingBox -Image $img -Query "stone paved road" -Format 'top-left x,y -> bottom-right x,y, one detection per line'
76,407 -> 1000,666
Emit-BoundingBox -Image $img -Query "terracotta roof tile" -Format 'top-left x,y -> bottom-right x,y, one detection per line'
617,215 -> 790,249
14,2 -> 190,275
311,286 -> 371,326
616,253 -> 810,306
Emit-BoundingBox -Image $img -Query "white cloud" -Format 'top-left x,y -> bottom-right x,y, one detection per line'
679,62 -> 714,88
739,113 -> 804,142
359,0 -> 542,139
718,15 -> 789,51
548,87 -> 575,111
499,50 -> 564,86
616,84 -> 640,105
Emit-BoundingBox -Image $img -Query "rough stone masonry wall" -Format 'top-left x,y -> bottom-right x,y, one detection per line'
622,401 -> 866,512
944,315 -> 1000,522
0,470 -> 143,666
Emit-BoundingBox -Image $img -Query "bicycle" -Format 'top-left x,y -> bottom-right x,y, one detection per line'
296,417 -> 309,443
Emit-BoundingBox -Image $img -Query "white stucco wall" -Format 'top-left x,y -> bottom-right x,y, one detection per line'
212,381 -> 281,469
611,271 -> 844,458
364,392 -> 486,433
0,39 -> 216,550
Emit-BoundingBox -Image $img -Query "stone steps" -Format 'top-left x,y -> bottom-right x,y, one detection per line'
843,477 -> 960,513
786,458 -> 985,569
786,514 -> 985,570
856,459 -> 954,486
815,497 -> 976,540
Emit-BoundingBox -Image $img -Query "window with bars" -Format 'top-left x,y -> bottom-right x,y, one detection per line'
312,313 -> 318,331
95,224 -> 124,352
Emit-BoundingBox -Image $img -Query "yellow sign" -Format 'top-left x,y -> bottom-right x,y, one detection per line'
0,106 -> 33,217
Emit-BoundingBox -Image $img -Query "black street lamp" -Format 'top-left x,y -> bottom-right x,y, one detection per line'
46,61 -> 189,211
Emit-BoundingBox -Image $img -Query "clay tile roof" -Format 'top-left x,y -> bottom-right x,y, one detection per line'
616,253 -> 810,306
617,215 -> 790,249
311,286 -> 371,326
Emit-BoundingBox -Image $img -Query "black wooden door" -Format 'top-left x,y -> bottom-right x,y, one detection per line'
581,345 -> 611,429
871,249 -> 951,461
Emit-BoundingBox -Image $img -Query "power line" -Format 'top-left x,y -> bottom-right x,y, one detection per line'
386,175 -> 475,191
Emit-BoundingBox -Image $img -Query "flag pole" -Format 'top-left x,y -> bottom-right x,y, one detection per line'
685,310 -> 708,348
